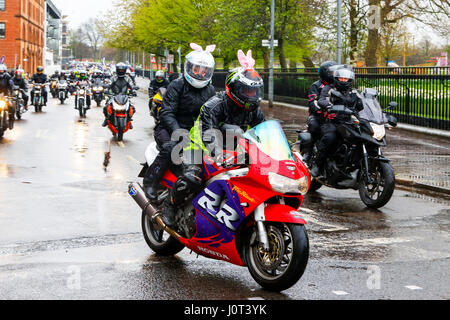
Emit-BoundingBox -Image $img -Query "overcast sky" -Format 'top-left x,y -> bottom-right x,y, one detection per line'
51,0 -> 116,29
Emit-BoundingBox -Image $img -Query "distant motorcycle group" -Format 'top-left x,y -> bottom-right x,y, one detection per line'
0,63 -> 140,142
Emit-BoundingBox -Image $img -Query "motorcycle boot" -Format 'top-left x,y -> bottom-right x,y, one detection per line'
159,197 -> 176,228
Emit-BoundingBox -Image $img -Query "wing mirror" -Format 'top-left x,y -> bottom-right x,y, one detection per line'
387,115 -> 398,127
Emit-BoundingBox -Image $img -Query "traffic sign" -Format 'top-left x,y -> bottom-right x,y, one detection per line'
262,39 -> 278,47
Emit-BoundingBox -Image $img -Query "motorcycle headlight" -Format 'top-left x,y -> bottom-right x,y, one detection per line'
268,172 -> 309,195
79,89 -> 85,95
370,123 -> 386,141
0,100 -> 6,109
99,87 -> 104,91
14,90 -> 19,95
113,103 -> 126,112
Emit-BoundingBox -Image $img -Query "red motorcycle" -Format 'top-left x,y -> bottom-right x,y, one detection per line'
129,120 -> 311,291
105,94 -> 135,141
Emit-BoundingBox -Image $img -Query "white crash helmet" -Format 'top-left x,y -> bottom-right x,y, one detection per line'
184,43 -> 216,89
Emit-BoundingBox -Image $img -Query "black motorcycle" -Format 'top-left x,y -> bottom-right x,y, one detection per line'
297,88 -> 398,209
57,80 -> 69,104
0,95 -> 12,139
11,85 -> 27,120
91,79 -> 105,106
31,83 -> 46,112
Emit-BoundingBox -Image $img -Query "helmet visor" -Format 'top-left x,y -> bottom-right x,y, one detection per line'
186,61 -> 213,81
234,81 -> 264,107
334,68 -> 355,81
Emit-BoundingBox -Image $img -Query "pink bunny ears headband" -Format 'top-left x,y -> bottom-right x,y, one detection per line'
238,50 -> 256,69
190,43 -> 216,54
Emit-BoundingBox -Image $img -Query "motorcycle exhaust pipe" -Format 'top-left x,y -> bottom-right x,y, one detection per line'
128,182 -> 181,239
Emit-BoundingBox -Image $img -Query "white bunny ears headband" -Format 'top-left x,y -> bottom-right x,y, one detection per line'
190,43 -> 216,54
237,49 -> 256,69
188,44 -> 256,70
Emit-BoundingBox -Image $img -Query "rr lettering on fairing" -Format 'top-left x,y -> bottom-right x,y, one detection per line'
195,181 -> 244,233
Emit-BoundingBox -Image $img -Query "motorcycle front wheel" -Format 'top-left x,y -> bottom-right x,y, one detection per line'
246,223 -> 309,292
359,161 -> 395,209
117,128 -> 124,141
141,211 -> 185,256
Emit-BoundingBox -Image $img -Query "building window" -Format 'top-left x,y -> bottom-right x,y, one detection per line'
0,0 -> 5,11
0,23 -> 5,39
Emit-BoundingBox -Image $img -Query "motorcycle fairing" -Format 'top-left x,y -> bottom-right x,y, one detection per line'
161,170 -> 178,189
179,179 -> 247,266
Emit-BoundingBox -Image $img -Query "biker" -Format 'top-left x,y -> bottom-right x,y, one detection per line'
0,64 -> 12,95
74,71 -> 91,110
12,69 -> 29,108
148,70 -> 169,110
91,69 -> 104,82
50,70 -> 60,80
143,43 -> 216,206
303,61 -> 340,162
126,67 -> 136,86
154,49 -> 265,228
311,67 -> 364,177
30,66 -> 48,106
102,62 -> 137,127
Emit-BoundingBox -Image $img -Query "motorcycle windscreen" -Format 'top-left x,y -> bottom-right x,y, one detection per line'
359,97 -> 388,125
242,120 -> 295,162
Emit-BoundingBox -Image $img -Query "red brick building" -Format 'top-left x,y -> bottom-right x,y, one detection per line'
0,0 -> 45,75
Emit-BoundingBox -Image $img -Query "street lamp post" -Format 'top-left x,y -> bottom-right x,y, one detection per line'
269,0 -> 275,108
337,0 -> 343,64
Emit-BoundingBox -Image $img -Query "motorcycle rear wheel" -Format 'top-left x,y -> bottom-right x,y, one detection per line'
141,211 -> 185,256
246,223 -> 309,292
359,161 -> 395,209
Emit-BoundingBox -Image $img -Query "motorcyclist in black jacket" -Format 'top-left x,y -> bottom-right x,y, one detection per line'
12,69 -> 29,108
143,43 -> 216,208
303,61 -> 339,162
311,67 -> 364,177
155,49 -> 265,228
148,70 -> 169,110
0,64 -> 12,96
30,66 -> 48,106
102,62 -> 137,127
0,64 -> 14,117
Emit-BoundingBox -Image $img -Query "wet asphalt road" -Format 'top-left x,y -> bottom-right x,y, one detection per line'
0,84 -> 448,300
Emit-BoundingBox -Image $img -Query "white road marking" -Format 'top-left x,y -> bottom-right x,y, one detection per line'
332,291 -> 349,296
405,285 -> 423,290
247,297 -> 265,300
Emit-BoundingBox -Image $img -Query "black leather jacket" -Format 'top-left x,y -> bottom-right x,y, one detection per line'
108,75 -> 134,96
159,77 -> 215,134
31,73 -> 48,84
148,78 -> 169,98
199,91 -> 266,155
0,73 -> 12,95
12,77 -> 28,91
318,85 -> 364,122
307,80 -> 328,116
200,91 -> 266,134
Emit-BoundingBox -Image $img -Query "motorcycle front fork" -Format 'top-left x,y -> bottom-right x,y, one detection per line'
255,204 -> 270,251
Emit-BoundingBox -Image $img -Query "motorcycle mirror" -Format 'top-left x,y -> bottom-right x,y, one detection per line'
387,115 -> 398,127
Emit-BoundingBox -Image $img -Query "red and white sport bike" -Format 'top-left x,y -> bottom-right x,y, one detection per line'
129,120 -> 311,291
105,94 -> 135,141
